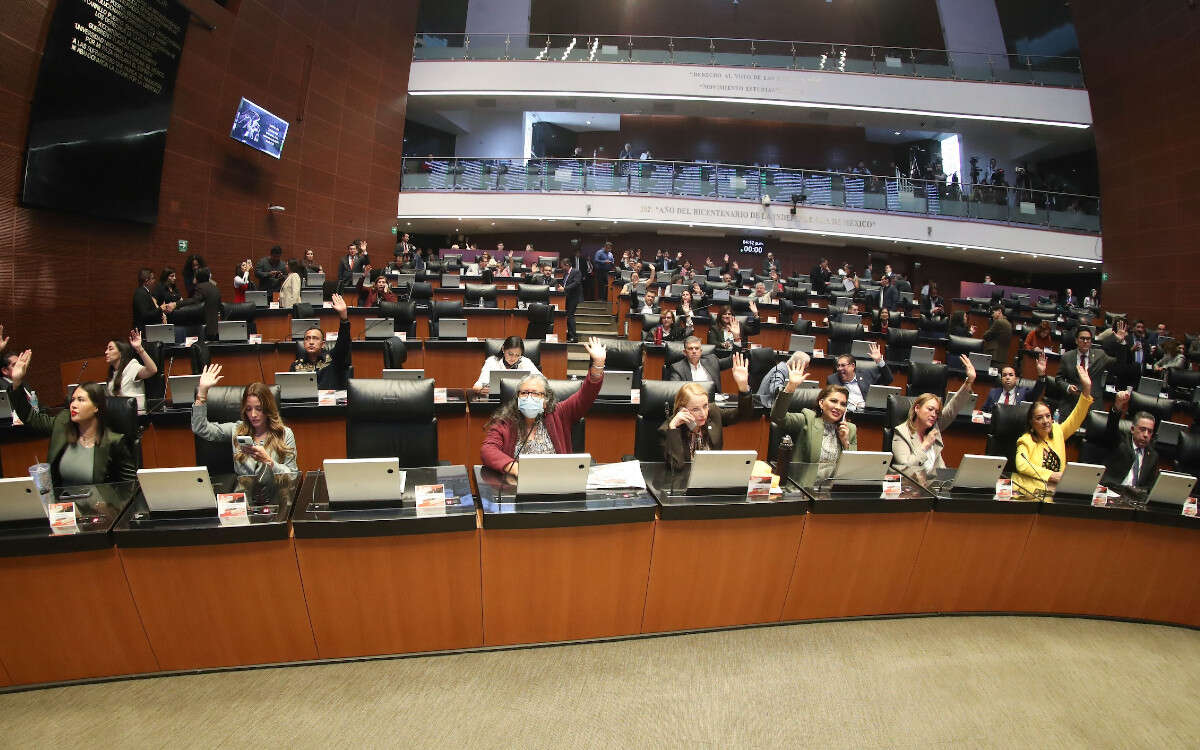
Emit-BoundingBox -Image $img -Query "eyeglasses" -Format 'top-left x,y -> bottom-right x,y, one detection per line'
517,390 -> 546,399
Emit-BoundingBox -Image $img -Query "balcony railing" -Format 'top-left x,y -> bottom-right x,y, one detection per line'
399,157 -> 1101,234
413,34 -> 1084,89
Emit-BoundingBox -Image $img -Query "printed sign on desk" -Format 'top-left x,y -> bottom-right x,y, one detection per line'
881,474 -> 902,498
1091,485 -> 1109,507
48,502 -> 77,535
1183,498 -> 1198,518
415,484 -> 447,516
994,478 -> 1013,501
545,334 -> 558,343
217,492 -> 249,526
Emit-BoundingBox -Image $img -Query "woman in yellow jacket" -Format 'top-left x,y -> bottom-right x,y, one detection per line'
1013,363 -> 1093,497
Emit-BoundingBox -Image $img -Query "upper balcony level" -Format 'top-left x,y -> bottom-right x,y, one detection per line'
409,34 -> 1093,133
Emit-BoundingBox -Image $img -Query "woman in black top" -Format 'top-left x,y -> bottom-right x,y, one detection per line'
154,267 -> 182,306
948,310 -> 974,338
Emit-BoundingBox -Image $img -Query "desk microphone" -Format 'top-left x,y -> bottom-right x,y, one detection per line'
1017,449 -> 1050,501
76,359 -> 89,385
163,356 -> 175,403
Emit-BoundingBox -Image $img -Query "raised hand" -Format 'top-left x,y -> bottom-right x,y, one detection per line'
331,293 -> 348,318
869,342 -> 884,364
1036,351 -> 1048,377
197,363 -> 223,397
1077,362 -> 1092,394
784,356 -> 808,392
959,353 -> 976,382
1115,389 -> 1131,413
1113,319 -> 1128,342
583,336 -> 606,368
749,299 -> 758,317
9,349 -> 31,386
0,324 -> 8,352
128,329 -> 143,350
730,351 -> 749,392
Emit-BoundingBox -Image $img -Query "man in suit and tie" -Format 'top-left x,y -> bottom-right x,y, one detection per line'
982,357 -> 1047,413
560,258 -> 582,343
981,305 -> 1013,363
337,242 -> 362,291
1056,327 -> 1114,410
667,336 -> 730,383
1098,391 -> 1160,490
826,344 -> 892,411
873,275 -> 900,312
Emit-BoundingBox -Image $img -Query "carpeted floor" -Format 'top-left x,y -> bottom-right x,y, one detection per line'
2,615 -> 1197,749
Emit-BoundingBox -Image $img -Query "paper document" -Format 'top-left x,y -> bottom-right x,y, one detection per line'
586,461 -> 647,490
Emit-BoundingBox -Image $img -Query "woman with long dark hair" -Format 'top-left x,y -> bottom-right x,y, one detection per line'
1013,363 -> 1092,495
105,329 -> 158,413
708,301 -> 760,352
233,259 -> 254,303
191,364 -> 298,477
5,350 -> 136,485
183,254 -> 207,297
472,335 -> 542,396
154,267 -> 182,307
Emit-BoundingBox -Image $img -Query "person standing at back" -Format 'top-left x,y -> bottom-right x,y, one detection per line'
981,305 -> 1013,363
560,257 -> 582,343
255,245 -> 287,294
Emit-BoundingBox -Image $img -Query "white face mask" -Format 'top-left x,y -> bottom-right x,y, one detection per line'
518,395 -> 544,419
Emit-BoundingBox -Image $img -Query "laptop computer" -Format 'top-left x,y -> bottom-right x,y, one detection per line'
489,369 -> 529,395
217,321 -> 248,342
438,318 -> 468,340
968,352 -> 992,373
669,284 -> 686,297
1136,376 -> 1164,397
712,289 -> 730,302
363,318 -> 393,339
382,369 -> 425,381
291,318 -> 320,339
0,477 -> 47,522
441,273 -> 461,288
865,385 -> 901,410
275,372 -> 318,401
1146,471 -> 1197,506
910,346 -> 935,364
396,273 -> 416,286
167,375 -> 201,405
789,334 -> 815,354
1054,462 -> 1106,497
831,451 -> 894,481
945,391 -> 979,416
0,391 -> 11,420
951,454 -> 1008,492
301,289 -> 324,305
244,290 -> 269,307
685,450 -> 757,495
841,313 -> 862,326
324,457 -> 406,507
1156,420 -> 1186,447
516,454 -> 590,500
900,291 -> 914,304
137,467 -> 217,515
304,272 -> 325,288
144,324 -> 175,344
850,339 -> 873,359
598,370 -> 634,398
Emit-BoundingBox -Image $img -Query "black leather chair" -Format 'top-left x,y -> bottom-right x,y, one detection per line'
1166,368 -> 1200,400
791,318 -> 813,335
140,341 -> 166,406
379,301 -> 417,337
641,314 -> 662,338
986,402 -> 1031,472
189,340 -> 211,373
775,298 -> 795,326
635,380 -> 716,462
409,282 -> 434,313
291,302 -> 315,320
1128,391 -> 1175,425
918,317 -> 948,341
828,322 -> 859,357
464,284 -> 498,308
886,328 -> 918,363
431,300 -> 463,338
345,378 -> 438,467
105,396 -> 142,468
882,394 -> 916,454
383,337 -> 408,369
221,302 -> 256,323
948,335 -> 984,372
426,260 -> 445,275
483,339 -> 542,368
604,340 -> 645,386
499,378 -> 584,452
1078,408 -> 1121,464
193,384 -> 282,474
524,302 -> 554,340
166,299 -> 205,337
729,295 -> 751,314
1174,431 -> 1200,478
748,347 -> 780,392
907,362 -> 948,397
662,341 -> 716,379
517,284 -> 551,307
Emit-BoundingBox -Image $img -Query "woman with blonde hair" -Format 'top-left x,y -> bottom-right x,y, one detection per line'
891,355 -> 977,473
191,364 -> 298,477
659,353 -> 751,469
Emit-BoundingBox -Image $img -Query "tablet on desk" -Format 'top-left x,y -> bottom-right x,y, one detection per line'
137,467 -> 217,515
217,321 -> 248,342
1156,420 -> 1185,447
516,454 -> 590,500
382,369 -> 424,381
1136,376 -> 1164,397
910,347 -> 935,364
0,477 -> 47,522
850,339 -> 873,359
244,291 -> 269,308
865,385 -> 900,410
275,372 -> 318,401
300,289 -> 324,306
841,313 -> 862,326
1147,471 -> 1197,506
1053,462 -> 1106,497
968,352 -> 992,373
324,458 -> 405,507
441,273 -> 461,288
167,375 -> 201,405
685,450 -> 756,495
598,370 -> 633,399
438,319 -> 468,340
363,318 -> 393,339
0,391 -> 11,420
945,390 -> 978,416
789,334 -> 815,354
144,324 -> 175,344
291,318 -> 320,339
303,272 -> 325,288
831,451 -> 893,482
951,455 -> 1007,492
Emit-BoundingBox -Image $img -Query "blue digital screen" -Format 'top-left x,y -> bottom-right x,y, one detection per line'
230,98 -> 289,159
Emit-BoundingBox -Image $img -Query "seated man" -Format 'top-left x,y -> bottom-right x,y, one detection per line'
826,345 -> 891,412
752,282 -> 774,304
634,288 -> 659,316
667,336 -> 729,383
824,302 -> 862,326
290,293 -> 351,389
1098,390 -> 1160,490
982,355 -> 1047,413
756,350 -> 809,409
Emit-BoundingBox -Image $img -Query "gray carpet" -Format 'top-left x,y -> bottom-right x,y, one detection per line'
2,616 -> 1198,748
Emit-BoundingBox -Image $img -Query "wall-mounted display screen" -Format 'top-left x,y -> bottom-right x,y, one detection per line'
738,238 -> 766,255
230,98 -> 290,159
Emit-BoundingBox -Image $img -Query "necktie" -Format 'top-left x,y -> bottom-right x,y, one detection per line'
1081,353 -> 1088,372
1005,391 -> 1013,405
1131,449 -> 1141,484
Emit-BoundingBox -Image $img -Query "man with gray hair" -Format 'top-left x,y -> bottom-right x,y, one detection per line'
756,350 -> 811,409
1098,390 -> 1160,490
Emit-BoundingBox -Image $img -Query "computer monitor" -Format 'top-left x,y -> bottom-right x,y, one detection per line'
244,290 -> 269,308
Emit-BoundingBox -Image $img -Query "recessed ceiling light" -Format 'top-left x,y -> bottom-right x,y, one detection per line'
893,130 -> 901,136
406,221 -> 411,226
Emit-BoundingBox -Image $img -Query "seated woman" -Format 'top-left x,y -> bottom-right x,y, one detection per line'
1024,320 -> 1055,351
1153,339 -> 1184,372
871,307 -> 892,334
278,260 -> 303,309
105,329 -> 158,413
4,350 -> 136,485
472,335 -> 543,396
677,288 -> 708,326
364,274 -> 397,307
660,353 -> 752,470
1013,363 -> 1093,496
771,357 -> 857,470
643,308 -> 692,343
481,338 -> 606,476
708,301 -> 760,353
891,355 -> 977,474
948,310 -> 974,338
191,364 -> 298,477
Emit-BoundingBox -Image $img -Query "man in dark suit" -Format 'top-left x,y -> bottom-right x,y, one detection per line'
177,266 -> 222,340
1098,390 -> 1160,490
809,258 -> 831,295
826,344 -> 892,411
982,358 -> 1047,413
133,267 -> 166,331
560,258 -> 582,343
872,275 -> 900,312
667,336 -> 730,383
337,242 -> 362,291
1056,327 -> 1114,409
981,306 -> 1013,363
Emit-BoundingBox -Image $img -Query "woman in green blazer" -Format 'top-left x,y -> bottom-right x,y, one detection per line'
769,357 -> 857,466
7,350 -> 137,486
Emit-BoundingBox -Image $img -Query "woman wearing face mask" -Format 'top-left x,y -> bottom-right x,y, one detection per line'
770,357 -> 857,468
891,355 -> 977,474
1013,363 -> 1092,496
472,336 -> 543,396
481,338 -> 607,476
660,353 -> 752,470
4,350 -> 137,485
191,364 -> 298,478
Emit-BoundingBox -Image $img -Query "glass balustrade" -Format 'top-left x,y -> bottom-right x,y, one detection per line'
399,157 -> 1101,234
412,34 -> 1084,89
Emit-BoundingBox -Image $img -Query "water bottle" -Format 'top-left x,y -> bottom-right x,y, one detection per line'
776,435 -> 794,484
654,325 -> 663,346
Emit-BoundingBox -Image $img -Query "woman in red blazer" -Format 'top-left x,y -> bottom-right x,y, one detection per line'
481,338 -> 607,476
